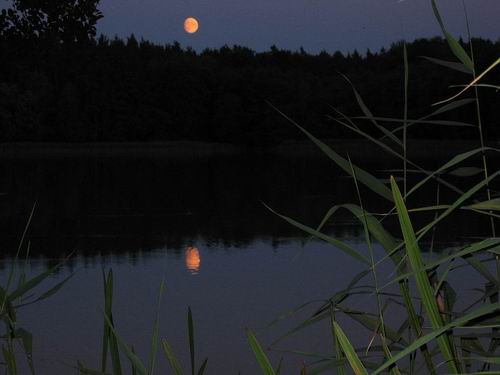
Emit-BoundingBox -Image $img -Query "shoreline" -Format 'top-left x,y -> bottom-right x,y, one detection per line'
0,139 -> 497,159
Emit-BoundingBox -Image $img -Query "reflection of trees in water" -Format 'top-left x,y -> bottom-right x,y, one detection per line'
0,155 -> 494,266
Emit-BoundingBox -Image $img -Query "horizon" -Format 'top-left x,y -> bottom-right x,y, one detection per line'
96,0 -> 500,54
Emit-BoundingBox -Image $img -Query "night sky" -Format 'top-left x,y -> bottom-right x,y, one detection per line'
97,0 -> 500,53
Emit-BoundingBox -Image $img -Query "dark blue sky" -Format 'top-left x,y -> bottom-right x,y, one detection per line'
97,0 -> 500,53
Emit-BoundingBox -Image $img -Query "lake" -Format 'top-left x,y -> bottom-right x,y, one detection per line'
0,143 -> 495,374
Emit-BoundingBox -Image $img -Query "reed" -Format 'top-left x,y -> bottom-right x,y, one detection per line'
246,1 -> 500,373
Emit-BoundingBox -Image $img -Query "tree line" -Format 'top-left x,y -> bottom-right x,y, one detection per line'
1,1 -> 499,145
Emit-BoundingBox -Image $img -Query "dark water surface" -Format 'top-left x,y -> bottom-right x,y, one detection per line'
0,149 -> 495,374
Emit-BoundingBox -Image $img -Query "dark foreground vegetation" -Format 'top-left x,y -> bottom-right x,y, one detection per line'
1,1 -> 499,144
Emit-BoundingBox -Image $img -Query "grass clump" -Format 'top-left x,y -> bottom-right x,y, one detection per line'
246,1 -> 500,374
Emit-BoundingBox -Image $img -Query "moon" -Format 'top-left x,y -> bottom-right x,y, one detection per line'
184,17 -> 199,34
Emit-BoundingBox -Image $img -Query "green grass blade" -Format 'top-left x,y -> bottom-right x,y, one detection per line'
188,307 -> 195,375
435,57 -> 500,105
332,322 -> 368,375
8,263 -> 62,301
329,308 -> 345,375
2,344 -> 17,375
448,167 -> 483,177
101,269 -> 110,373
308,359 -> 348,375
197,358 -> 208,375
431,0 -> 474,72
463,255 -> 498,285
341,72 -> 403,147
266,299 -> 326,328
353,116 -> 474,128
341,309 -> 406,345
466,199 -> 500,211
148,278 -> 165,375
381,238 -> 500,289
425,98 -> 475,117
16,328 -> 34,375
104,313 -> 147,375
20,273 -> 74,307
264,203 -> 370,264
77,361 -> 111,375
403,42 -> 409,197
269,102 -> 394,201
246,329 -> 276,375
269,310 -> 330,346
322,205 -> 433,372
131,346 -> 137,375
421,56 -> 472,74
343,204 -> 401,260
329,113 -> 467,197
380,337 -> 401,375
100,268 -> 109,373
18,241 -> 30,290
400,280 -> 436,373
274,357 -> 283,375
417,171 -> 500,238
317,201 -> 431,363
4,200 -> 37,309
407,147 -> 498,198
101,269 -> 122,375
372,302 -> 500,375
391,176 -> 459,373
162,339 -> 184,375
315,203 -> 402,267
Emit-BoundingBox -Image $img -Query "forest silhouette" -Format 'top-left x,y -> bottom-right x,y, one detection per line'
1,0 -> 499,145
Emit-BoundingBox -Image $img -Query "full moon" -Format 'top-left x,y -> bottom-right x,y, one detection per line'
184,17 -> 199,34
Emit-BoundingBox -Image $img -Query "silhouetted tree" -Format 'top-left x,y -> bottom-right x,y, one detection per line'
0,0 -> 102,43
0,32 -> 498,144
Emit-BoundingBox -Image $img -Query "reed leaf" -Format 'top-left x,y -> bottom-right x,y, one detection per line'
148,278 -> 165,375
197,358 -> 208,375
16,328 -> 34,375
435,57 -> 500,106
332,322 -> 368,375
264,203 -> 370,265
188,307 -> 195,375
103,313 -> 148,375
391,176 -> 459,373
246,329 -> 276,375
382,98 -> 475,137
329,113 -> 466,197
448,167 -> 483,177
314,203 -> 435,372
407,147 -> 498,198
340,73 -> 403,147
308,359 -> 348,375
417,171 -> 500,238
340,308 -> 406,345
466,199 -> 500,211
77,362 -> 111,375
381,238 -> 500,289
430,0 -> 474,72
353,116 -> 474,128
269,103 -> 394,201
162,339 -> 183,375
421,56 -> 472,74
8,263 -> 63,301
372,302 -> 500,375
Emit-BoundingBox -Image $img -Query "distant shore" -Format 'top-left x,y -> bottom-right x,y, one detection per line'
0,139 -> 497,160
